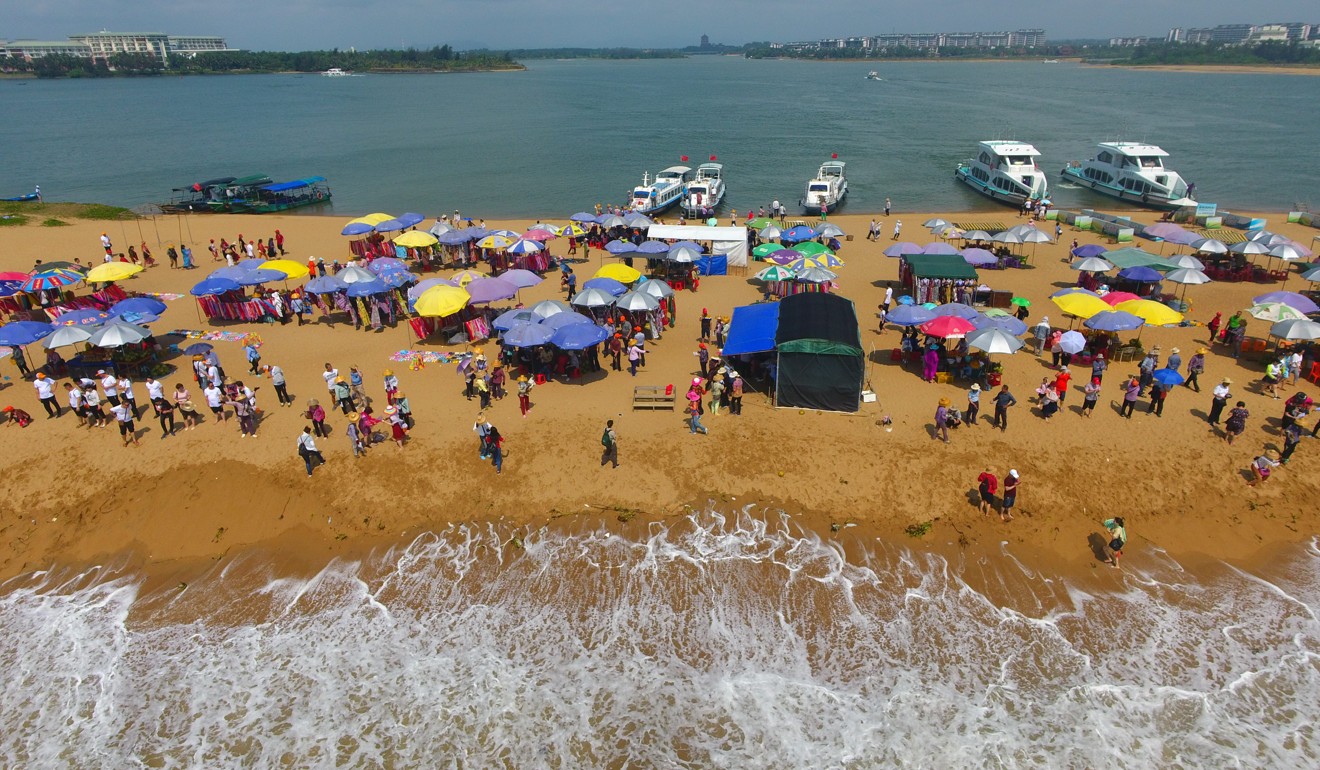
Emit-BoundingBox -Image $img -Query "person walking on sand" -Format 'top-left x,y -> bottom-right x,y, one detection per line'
884,197 -> 892,217
1280,421 -> 1303,464
891,220 -> 902,240
1208,377 -> 1232,424
1121,376 -> 1140,418
977,467 -> 997,516
1001,470 -> 1020,522
934,397 -> 951,443
1032,317 -> 1051,356
1186,348 -> 1206,392
297,427 -> 325,477
1147,379 -> 1169,416
33,373 -> 59,418
385,405 -> 408,448
966,383 -> 981,425
306,399 -> 327,437
1138,348 -> 1160,396
265,364 -> 290,406
1082,376 -> 1101,417
1103,517 -> 1126,568
627,339 -> 643,376
991,385 -> 1017,432
517,375 -> 533,417
486,425 -> 504,474
1224,401 -> 1249,444
474,412 -> 493,459
600,419 -> 619,468
1207,311 -> 1222,344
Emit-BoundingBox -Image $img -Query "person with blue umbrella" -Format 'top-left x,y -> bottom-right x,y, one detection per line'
1148,368 -> 1184,416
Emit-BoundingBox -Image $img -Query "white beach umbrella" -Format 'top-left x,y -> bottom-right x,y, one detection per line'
1302,267 -> 1320,283
1165,268 -> 1211,285
816,223 -> 846,238
1269,244 -> 1306,262
530,299 -> 573,319
667,245 -> 702,263
42,326 -> 93,349
598,215 -> 627,228
991,231 -> 1023,245
1270,318 -> 1320,341
923,218 -> 951,230
758,225 -> 783,240
1229,240 -> 1270,255
336,265 -> 378,284
1247,302 -> 1306,323
966,327 -> 1024,355
962,230 -> 993,241
1071,257 -> 1115,273
795,267 -> 838,283
1191,238 -> 1227,254
615,290 -> 660,312
638,279 -> 675,299
1019,229 -> 1053,244
569,288 -> 617,309
88,320 -> 150,348
1166,254 -> 1205,270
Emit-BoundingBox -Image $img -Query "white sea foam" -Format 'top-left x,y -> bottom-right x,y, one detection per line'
0,511 -> 1316,768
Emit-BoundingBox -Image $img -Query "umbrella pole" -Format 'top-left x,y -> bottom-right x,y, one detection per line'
153,216 -> 161,247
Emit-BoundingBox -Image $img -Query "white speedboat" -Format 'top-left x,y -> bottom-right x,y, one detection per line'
865,71 -> 881,80
954,140 -> 1048,207
1061,142 -> 1197,210
800,160 -> 848,214
321,68 -> 351,77
681,162 -> 725,216
629,165 -> 690,215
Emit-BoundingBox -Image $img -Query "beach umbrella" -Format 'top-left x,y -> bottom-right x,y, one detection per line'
523,228 -> 558,242
606,239 -> 639,254
598,215 -> 627,228
232,260 -> 265,271
541,311 -> 592,331
181,342 -> 213,355
551,323 -> 610,351
570,288 -> 619,309
506,238 -> 544,255
88,320 -> 150,348
0,320 -> 54,346
1143,222 -> 1190,240
1165,255 -> 1205,271
413,285 -> 470,317
1253,291 -> 1319,314
1071,244 -> 1107,259
373,218 -> 408,233
306,275 -> 351,295
1051,293 -> 1110,319
1271,318 -> 1320,341
1302,267 -> 1320,283
582,277 -> 628,296
0,279 -> 24,297
885,305 -> 935,326
1051,287 -> 1101,299
1071,257 -> 1115,273
782,225 -> 818,241
766,249 -> 802,265
190,276 -> 241,296
930,302 -> 980,320
788,257 -> 823,272
569,212 -> 597,223
1270,244 -> 1306,262
477,235 -> 514,251
1117,266 -> 1163,283
259,259 -> 310,279
1018,229 -> 1053,244
530,299 -> 573,320
595,264 -> 641,284
503,322 -> 555,348
616,290 -> 660,312
486,229 -> 519,239
936,226 -> 965,240
1190,238 -> 1227,254
921,242 -> 959,255
1152,368 -> 1185,387
815,253 -> 845,268
962,230 -> 993,242
746,217 -> 777,229
961,248 -> 999,267
233,269 -> 285,286
465,277 -> 519,304
971,314 -> 1027,336
366,257 -> 409,275
436,230 -> 473,246
450,269 -> 485,287
758,225 -> 783,240
492,308 -> 539,332
1164,268 -> 1211,286
332,266 -> 375,284
500,269 -> 543,289
638,278 -> 674,299
1084,310 -> 1145,332
883,242 -> 921,257
1058,330 -> 1087,355
624,213 -> 654,228
560,222 -> 588,237
1229,240 -> 1270,255
668,245 -> 703,263
637,241 -> 671,254
42,325 -> 93,349
85,262 -> 143,283
393,231 -> 439,249
991,231 -> 1023,245
341,222 -> 374,236
1247,230 -> 1285,244
397,213 -> 425,228
111,298 -> 168,321
380,271 -> 417,289
919,315 -> 976,339
756,266 -> 797,282
356,213 -> 395,226
792,241 -> 834,257
966,327 -> 1024,355
1114,299 -> 1183,326
816,223 -> 845,238
1101,291 -> 1141,306
55,308 -> 111,326
795,267 -> 838,283
21,269 -> 83,293
922,218 -> 951,230
345,279 -> 390,297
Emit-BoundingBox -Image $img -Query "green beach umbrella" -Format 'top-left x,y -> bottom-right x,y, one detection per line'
755,266 -> 797,281
747,217 -> 777,229
792,241 -> 834,257
1011,297 -> 1031,307
752,243 -> 780,258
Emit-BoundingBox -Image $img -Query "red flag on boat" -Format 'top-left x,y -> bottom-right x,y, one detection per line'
710,155 -> 717,161
831,153 -> 838,159
680,155 -> 689,162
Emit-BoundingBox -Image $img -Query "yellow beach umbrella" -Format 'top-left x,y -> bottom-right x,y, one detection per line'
476,235 -> 514,250
260,259 -> 310,279
353,212 -> 395,226
394,231 -> 439,248
85,262 -> 143,283
413,285 -> 470,317
1050,292 -> 1110,319
450,269 -> 485,287
1115,299 -> 1184,326
560,222 -> 588,238
595,263 -> 642,283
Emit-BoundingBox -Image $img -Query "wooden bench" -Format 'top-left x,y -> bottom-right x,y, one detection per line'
632,385 -> 675,411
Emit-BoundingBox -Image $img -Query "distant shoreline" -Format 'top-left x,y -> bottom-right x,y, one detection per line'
1098,62 -> 1320,76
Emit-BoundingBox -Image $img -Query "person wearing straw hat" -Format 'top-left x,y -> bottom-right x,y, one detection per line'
1208,377 -> 1232,424
934,397 -> 951,443
385,406 -> 408,448
393,391 -> 413,428
474,412 -> 493,459
1167,348 -> 1182,373
1186,349 -> 1206,392
516,376 -> 533,417
964,383 -> 982,425
1248,449 -> 1280,486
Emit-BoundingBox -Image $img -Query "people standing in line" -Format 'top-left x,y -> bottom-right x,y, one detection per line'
64,382 -> 84,426
203,381 -> 226,424
933,397 -> 951,443
156,397 -> 176,438
977,468 -> 997,516
1103,517 -> 1126,568
991,385 -> 1017,432
1288,349 -> 1304,387
1054,366 -> 1071,404
608,333 -> 623,371
232,389 -> 256,438
1185,348 -> 1205,392
1001,470 -> 1020,522
1263,357 -> 1283,400
117,375 -> 138,418
601,419 -> 619,468
627,339 -> 643,376
1207,377 -> 1232,424
298,427 -> 325,477
1121,376 -> 1140,418
1224,401 -> 1249,444
110,400 -> 140,448
83,383 -> 106,427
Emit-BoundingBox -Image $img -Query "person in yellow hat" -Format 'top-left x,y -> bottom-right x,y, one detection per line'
517,375 -> 533,417
934,397 -> 952,443
383,369 -> 399,404
1186,348 -> 1207,392
333,376 -> 354,414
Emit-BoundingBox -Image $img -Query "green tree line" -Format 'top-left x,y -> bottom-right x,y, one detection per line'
1122,41 -> 1320,66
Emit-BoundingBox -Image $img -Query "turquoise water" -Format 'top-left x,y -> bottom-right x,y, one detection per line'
2,58 -> 1317,215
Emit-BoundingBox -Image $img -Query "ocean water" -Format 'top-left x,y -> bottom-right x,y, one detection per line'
3,58 -> 1318,216
2,511 -> 1317,768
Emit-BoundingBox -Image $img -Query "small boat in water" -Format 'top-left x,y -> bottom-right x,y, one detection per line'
954,140 -> 1048,208
160,176 -> 235,213
800,160 -> 848,214
681,162 -> 726,217
865,71 -> 881,80
1061,142 -> 1197,210
1,193 -> 39,202
206,174 -> 273,213
629,165 -> 690,215
321,68 -> 351,77
235,176 -> 332,213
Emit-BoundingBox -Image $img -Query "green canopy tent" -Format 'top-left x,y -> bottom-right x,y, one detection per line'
774,292 -> 864,413
899,253 -> 979,294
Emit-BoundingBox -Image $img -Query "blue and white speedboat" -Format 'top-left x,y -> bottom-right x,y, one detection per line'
1061,142 -> 1196,211
954,140 -> 1048,207
629,166 -> 690,215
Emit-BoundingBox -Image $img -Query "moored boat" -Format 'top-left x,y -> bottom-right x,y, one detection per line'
160,176 -> 235,213
800,160 -> 848,214
235,176 -> 332,214
681,162 -> 726,217
954,140 -> 1048,207
206,174 -> 273,212
629,166 -> 690,215
1061,142 -> 1197,211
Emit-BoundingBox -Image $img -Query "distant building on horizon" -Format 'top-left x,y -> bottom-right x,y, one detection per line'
771,28 -> 1045,53
1163,22 -> 1318,46
1,30 -> 234,63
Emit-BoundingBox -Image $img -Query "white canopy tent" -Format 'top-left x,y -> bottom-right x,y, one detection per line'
646,224 -> 749,268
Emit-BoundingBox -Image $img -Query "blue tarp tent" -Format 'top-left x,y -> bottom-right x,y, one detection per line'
722,303 -> 780,356
695,254 -> 728,276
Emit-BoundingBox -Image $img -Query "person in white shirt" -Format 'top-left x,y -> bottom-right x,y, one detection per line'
83,386 -> 105,427
244,241 -> 255,259
203,384 -> 226,424
100,233 -> 112,253
117,376 -> 137,418
322,363 -> 339,393
1289,351 -> 1304,386
33,373 -> 59,418
64,382 -> 84,425
297,427 -> 325,477
145,376 -> 165,404
110,402 -> 141,447
207,363 -> 222,388
98,371 -> 119,405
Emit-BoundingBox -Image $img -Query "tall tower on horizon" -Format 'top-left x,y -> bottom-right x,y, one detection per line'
700,34 -> 710,48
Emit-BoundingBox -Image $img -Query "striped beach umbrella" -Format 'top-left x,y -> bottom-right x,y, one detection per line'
21,268 -> 83,293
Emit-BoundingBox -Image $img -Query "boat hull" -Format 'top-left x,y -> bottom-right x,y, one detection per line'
681,188 -> 725,217
954,165 -> 1033,208
237,192 -> 333,214
2,194 -> 39,202
801,188 -> 846,214
1060,168 -> 1195,211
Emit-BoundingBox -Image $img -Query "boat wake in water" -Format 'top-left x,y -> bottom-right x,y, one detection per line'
1,510 -> 1317,768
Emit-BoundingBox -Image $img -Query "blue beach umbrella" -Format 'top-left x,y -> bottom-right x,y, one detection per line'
396,212 -> 425,228
234,269 -> 286,286
551,323 -> 610,350
885,305 -> 935,326
0,279 -> 24,297
493,308 -> 539,332
436,230 -> 473,245
582,277 -> 627,296
930,302 -> 981,320
341,222 -> 374,236
1071,244 -> 1107,258
345,279 -> 390,297
637,241 -> 670,254
305,276 -> 347,294
782,225 -> 818,242
0,320 -> 55,346
1152,368 -> 1185,386
190,276 -> 241,296
971,314 -> 1027,336
506,238 -> 543,255
182,342 -> 214,355
54,308 -> 111,326
1084,311 -> 1145,332
570,212 -> 597,223
380,271 -> 417,289
1117,266 -> 1163,283
541,311 -> 592,331
367,257 -> 409,274
503,322 -> 554,348
21,269 -> 83,293
606,239 -> 638,254
374,218 -> 408,233
110,297 -> 167,317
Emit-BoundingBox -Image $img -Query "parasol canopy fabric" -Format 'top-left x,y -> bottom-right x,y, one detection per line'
499,269 -> 543,289
345,279 -> 390,297
615,290 -> 660,312
190,276 -> 241,296
530,299 -> 573,319
1247,302 -> 1306,323
1252,291 -> 1319,314
335,266 -> 377,284
1057,330 -> 1087,354
492,308 -> 539,332
1084,310 -> 1145,332
88,320 -> 151,348
550,323 -> 610,350
502,322 -> 554,348
1270,318 -> 1320,340
260,259 -> 311,279
393,231 -> 439,248
1050,292 -> 1111,319
919,315 -> 976,339
54,308 -> 111,327
966,327 -> 1024,355
0,320 -> 55,346
594,264 -> 642,284
464,277 -> 519,304
540,311 -> 593,330
412,285 -> 471,317
885,305 -> 935,326
582,277 -> 628,296
637,278 -> 675,299
42,325 -> 93,349
85,262 -> 143,283
570,288 -> 618,309
606,239 -> 638,254
1114,299 -> 1184,326
305,275 -> 347,294
110,297 -> 167,317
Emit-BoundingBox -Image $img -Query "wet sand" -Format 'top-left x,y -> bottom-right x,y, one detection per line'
1,205 -> 1318,585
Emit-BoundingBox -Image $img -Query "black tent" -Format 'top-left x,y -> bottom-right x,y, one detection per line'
774,292 -> 864,412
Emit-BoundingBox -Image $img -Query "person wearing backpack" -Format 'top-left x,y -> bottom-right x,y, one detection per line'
600,419 -> 618,468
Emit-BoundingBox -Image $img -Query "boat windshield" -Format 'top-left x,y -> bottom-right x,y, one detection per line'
633,190 -> 653,199
689,186 -> 707,195
1004,155 -> 1033,166
656,172 -> 682,182
1139,156 -> 1163,168
809,183 -> 830,192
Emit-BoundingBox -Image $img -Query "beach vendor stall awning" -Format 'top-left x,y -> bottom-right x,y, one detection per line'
646,225 -> 749,267
901,254 -> 979,280
774,292 -> 864,413
722,303 -> 781,357
1103,247 -> 1171,271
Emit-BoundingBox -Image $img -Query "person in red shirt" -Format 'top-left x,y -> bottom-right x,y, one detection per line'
307,257 -> 318,278
1054,366 -> 1072,405
976,468 -> 998,516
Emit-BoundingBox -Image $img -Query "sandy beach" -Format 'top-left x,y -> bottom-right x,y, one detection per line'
2,204 -> 1318,586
